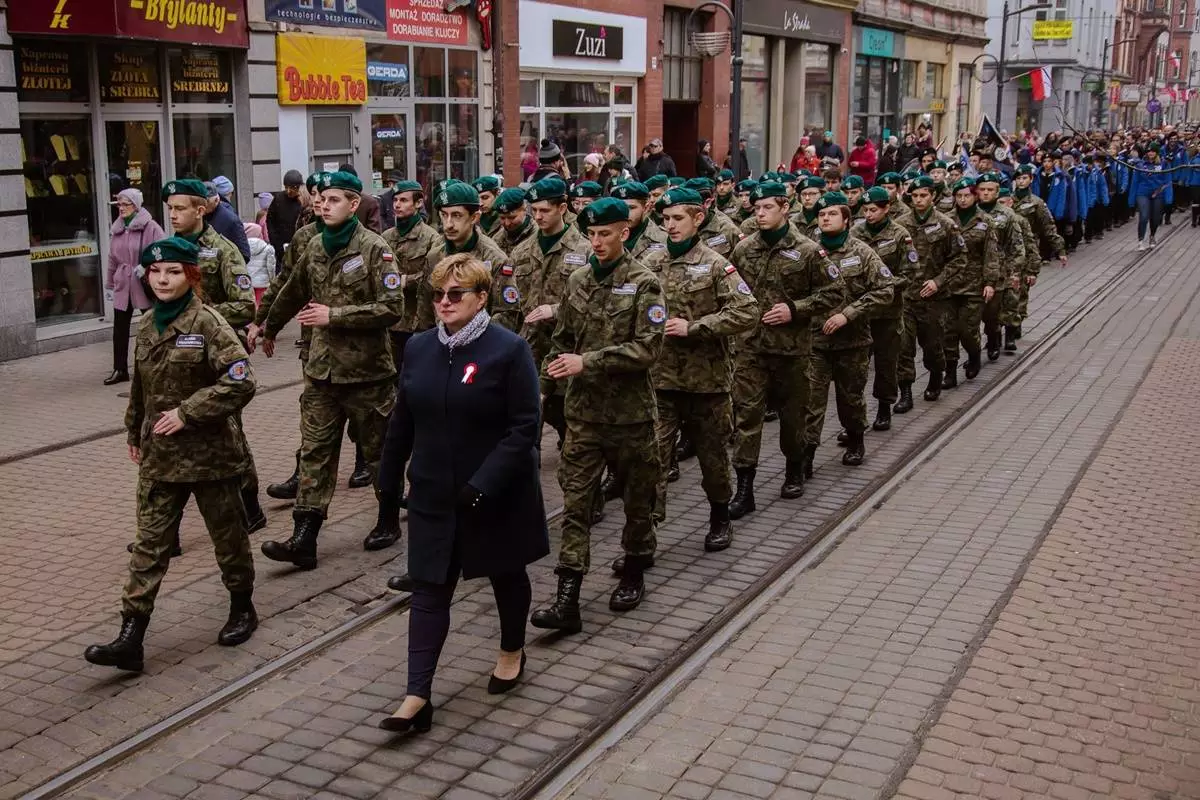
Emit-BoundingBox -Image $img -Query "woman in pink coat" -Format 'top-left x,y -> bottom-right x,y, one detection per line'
104,188 -> 165,385
848,137 -> 878,186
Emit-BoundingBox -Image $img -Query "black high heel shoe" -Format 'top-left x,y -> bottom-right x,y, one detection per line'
377,699 -> 433,733
487,651 -> 526,695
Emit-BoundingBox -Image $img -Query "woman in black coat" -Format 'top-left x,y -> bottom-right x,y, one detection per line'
375,253 -> 548,734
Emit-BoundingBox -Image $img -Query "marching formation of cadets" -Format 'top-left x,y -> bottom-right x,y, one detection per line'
84,143 -> 1079,670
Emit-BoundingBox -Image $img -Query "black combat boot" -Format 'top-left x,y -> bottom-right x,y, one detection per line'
986,330 -> 1001,361
764,409 -> 779,422
84,614 -> 149,672
610,554 -> 656,575
841,430 -> 865,466
242,488 -> 267,534
893,383 -> 914,414
924,372 -> 942,402
780,462 -> 804,499
728,467 -> 756,519
872,402 -> 892,431
667,453 -> 681,483
704,502 -> 733,552
964,350 -> 982,380
609,555 -> 648,611
363,493 -> 402,551
266,455 -> 300,500
1004,325 -> 1019,352
836,429 -> 849,446
347,444 -> 373,489
217,591 -> 258,646
942,364 -> 958,390
801,445 -> 816,479
530,569 -> 583,633
1012,323 -> 1022,340
260,510 -> 321,569
676,435 -> 696,462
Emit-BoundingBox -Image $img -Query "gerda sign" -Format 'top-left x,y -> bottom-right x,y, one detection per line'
552,19 -> 623,61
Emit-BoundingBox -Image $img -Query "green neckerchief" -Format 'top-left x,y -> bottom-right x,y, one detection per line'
850,201 -> 863,216
445,227 -> 479,255
667,235 -> 698,259
538,224 -> 569,255
588,253 -> 624,283
803,207 -> 819,224
322,215 -> 359,256
760,223 -> 790,247
819,229 -> 849,252
913,207 -> 935,224
178,224 -> 205,245
394,213 -> 421,237
625,218 -> 649,251
955,205 -> 978,227
702,209 -> 716,231
479,210 -> 499,232
865,218 -> 890,236
122,213 -> 137,228
1014,188 -> 1032,199
978,200 -> 998,213
154,289 -> 193,334
509,215 -> 534,243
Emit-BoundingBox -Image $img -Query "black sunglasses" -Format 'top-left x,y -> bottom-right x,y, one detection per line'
432,287 -> 481,304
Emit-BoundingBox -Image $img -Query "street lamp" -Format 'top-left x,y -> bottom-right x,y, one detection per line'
995,1 -> 1053,130
1095,37 -> 1139,129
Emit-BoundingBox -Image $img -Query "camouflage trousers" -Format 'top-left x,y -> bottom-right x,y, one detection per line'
123,477 -> 254,618
806,346 -> 870,443
898,297 -> 946,384
557,419 -> 659,574
981,287 -> 1020,343
297,377 -> 395,517
943,294 -> 984,367
732,350 -> 810,469
654,390 -> 733,520
869,316 -> 903,404
1017,280 -> 1032,323
235,411 -> 259,495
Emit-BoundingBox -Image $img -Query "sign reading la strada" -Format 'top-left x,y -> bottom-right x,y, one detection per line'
743,0 -> 845,44
552,19 -> 624,61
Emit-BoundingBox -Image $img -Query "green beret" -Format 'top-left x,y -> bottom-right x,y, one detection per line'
717,169 -> 735,182
495,187 -> 528,213
814,191 -> 849,211
161,179 -> 208,200
736,179 -> 758,194
527,176 -> 568,203
932,160 -> 948,170
876,172 -> 901,186
799,176 -> 827,191
779,173 -> 799,185
976,172 -> 1003,186
749,181 -> 788,202
644,175 -> 670,190
394,180 -> 423,194
862,186 -> 891,206
472,175 -> 501,193
611,181 -> 649,200
683,177 -> 715,195
948,161 -> 964,173
952,177 -> 977,193
305,172 -> 326,191
571,181 -> 602,199
140,236 -> 201,267
320,170 -> 364,195
667,177 -> 686,187
841,175 -> 864,190
998,186 -> 1013,197
793,169 -> 812,179
655,188 -> 705,212
436,181 -> 480,209
1016,164 -> 1037,176
581,197 -> 630,227
760,171 -> 780,182
910,175 -> 936,191
901,169 -> 923,183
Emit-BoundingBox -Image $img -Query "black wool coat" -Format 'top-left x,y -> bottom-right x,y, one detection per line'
378,323 -> 549,583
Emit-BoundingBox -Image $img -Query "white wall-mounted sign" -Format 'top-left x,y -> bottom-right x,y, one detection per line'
519,0 -> 647,76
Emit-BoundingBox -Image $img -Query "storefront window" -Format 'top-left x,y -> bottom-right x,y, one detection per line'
803,44 -> 833,139
372,113 -> 409,189
614,86 -> 634,106
447,50 -> 477,98
173,115 -> 236,184
107,120 -> 163,224
853,54 -> 900,145
448,106 -> 479,182
519,114 -> 541,180
311,113 -> 354,172
15,43 -> 88,103
544,111 -> 609,175
957,65 -> 974,136
521,77 -> 638,179
413,47 -> 446,97
545,80 -> 610,107
520,81 -> 540,106
98,46 -> 162,104
367,44 -> 411,99
925,64 -> 944,98
416,104 -> 447,190
901,60 -> 920,99
740,35 -> 769,177
168,50 -> 233,104
615,116 -> 633,158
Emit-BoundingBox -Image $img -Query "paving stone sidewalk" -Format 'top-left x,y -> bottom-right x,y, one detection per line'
41,229 -> 1188,800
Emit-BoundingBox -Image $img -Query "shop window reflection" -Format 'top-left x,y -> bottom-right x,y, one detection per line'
447,50 -> 477,98
448,105 -> 479,182
416,104 -> 447,192
173,115 -> 236,188
413,47 -> 446,97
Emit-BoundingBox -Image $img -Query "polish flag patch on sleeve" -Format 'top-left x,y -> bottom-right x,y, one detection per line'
382,252 -> 394,262
501,265 -> 514,276
724,264 -> 737,275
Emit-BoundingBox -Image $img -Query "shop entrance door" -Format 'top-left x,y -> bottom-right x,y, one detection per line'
105,119 -> 165,227
370,112 -> 411,187
311,112 -> 355,174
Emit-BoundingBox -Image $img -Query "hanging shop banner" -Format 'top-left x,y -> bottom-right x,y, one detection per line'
1031,20 -> 1073,40
276,34 -> 367,105
6,0 -> 249,48
265,0 -> 387,31
386,0 -> 468,45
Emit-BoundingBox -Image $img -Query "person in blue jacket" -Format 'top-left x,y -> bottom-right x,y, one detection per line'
1084,154 -> 1110,243
1061,151 -> 1088,253
1128,145 -> 1173,250
1164,134 -> 1187,224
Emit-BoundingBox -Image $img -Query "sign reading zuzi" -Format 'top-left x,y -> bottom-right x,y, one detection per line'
552,20 -> 623,60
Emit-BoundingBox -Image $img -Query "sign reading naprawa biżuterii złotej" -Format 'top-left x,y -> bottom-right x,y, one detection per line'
551,19 -> 624,60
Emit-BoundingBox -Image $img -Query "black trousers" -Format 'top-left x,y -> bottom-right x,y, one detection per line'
389,330 -> 412,378
407,563 -> 531,699
112,306 -> 135,372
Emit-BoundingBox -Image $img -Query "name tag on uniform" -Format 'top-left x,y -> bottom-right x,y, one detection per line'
342,255 -> 364,273
974,222 -> 988,231
199,247 -> 217,259
781,249 -> 801,261
1020,202 -> 1034,210
706,234 -> 728,247
612,283 -> 638,295
840,255 -> 861,268
647,243 -> 667,251
687,264 -> 710,276
563,253 -> 587,266
923,224 -> 941,234
876,238 -> 894,248
175,334 -> 205,348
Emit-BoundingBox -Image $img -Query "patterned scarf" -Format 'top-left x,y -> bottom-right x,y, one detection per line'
437,309 -> 490,353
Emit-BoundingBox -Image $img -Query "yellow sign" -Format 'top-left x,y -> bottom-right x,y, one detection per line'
1032,20 -> 1074,40
930,99 -> 946,113
31,241 -> 99,263
276,34 -> 366,106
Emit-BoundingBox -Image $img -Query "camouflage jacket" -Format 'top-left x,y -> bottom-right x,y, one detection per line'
643,241 -> 759,393
739,215 -> 760,235
478,211 -> 502,240
126,295 -> 255,482
1013,191 -> 1066,258
541,254 -> 666,424
850,218 -> 917,318
254,221 -> 321,327
194,225 -> 255,328
493,217 -> 535,257
787,209 -> 821,242
947,208 -> 1002,295
421,230 -> 519,332
264,222 -> 403,383
382,217 -> 440,333
626,218 -> 669,264
696,209 -> 744,258
715,193 -> 739,215
810,236 -> 897,351
935,188 -> 956,215
730,223 -> 845,356
895,208 -> 966,302
512,224 -> 593,368
1013,209 -> 1042,278
981,202 -> 1025,285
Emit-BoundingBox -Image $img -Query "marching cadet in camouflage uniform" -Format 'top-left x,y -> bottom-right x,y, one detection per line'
570,181 -> 602,226
645,174 -> 670,226
416,183 -> 520,332
86,237 -> 258,672
942,177 -> 1001,389
643,188 -> 758,551
894,175 -> 966,410
875,173 -> 910,221
930,161 -> 956,215
613,181 -> 669,262
684,178 -> 744,258
974,172 -> 1025,362
1012,163 -> 1067,347
841,176 -> 866,221
728,181 -> 845,518
804,192 -> 896,470
493,187 -> 536,255
382,180 -> 439,372
512,176 -> 593,442
715,169 -> 738,215
733,179 -> 758,227
531,198 -> 666,630
1000,186 -> 1044,350
851,186 -> 918,432
253,171 -> 406,568
472,175 -> 503,239
789,176 -> 826,241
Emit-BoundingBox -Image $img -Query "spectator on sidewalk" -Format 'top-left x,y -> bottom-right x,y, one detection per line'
204,181 -> 251,261
376,172 -> 405,231
104,188 -> 165,386
816,131 -> 845,166
243,223 -> 276,307
265,170 -> 305,264
695,139 -> 719,179
636,138 -> 677,181
848,137 -> 877,186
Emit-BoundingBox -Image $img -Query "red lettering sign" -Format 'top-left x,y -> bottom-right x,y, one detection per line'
6,0 -> 250,49
386,0 -> 468,46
